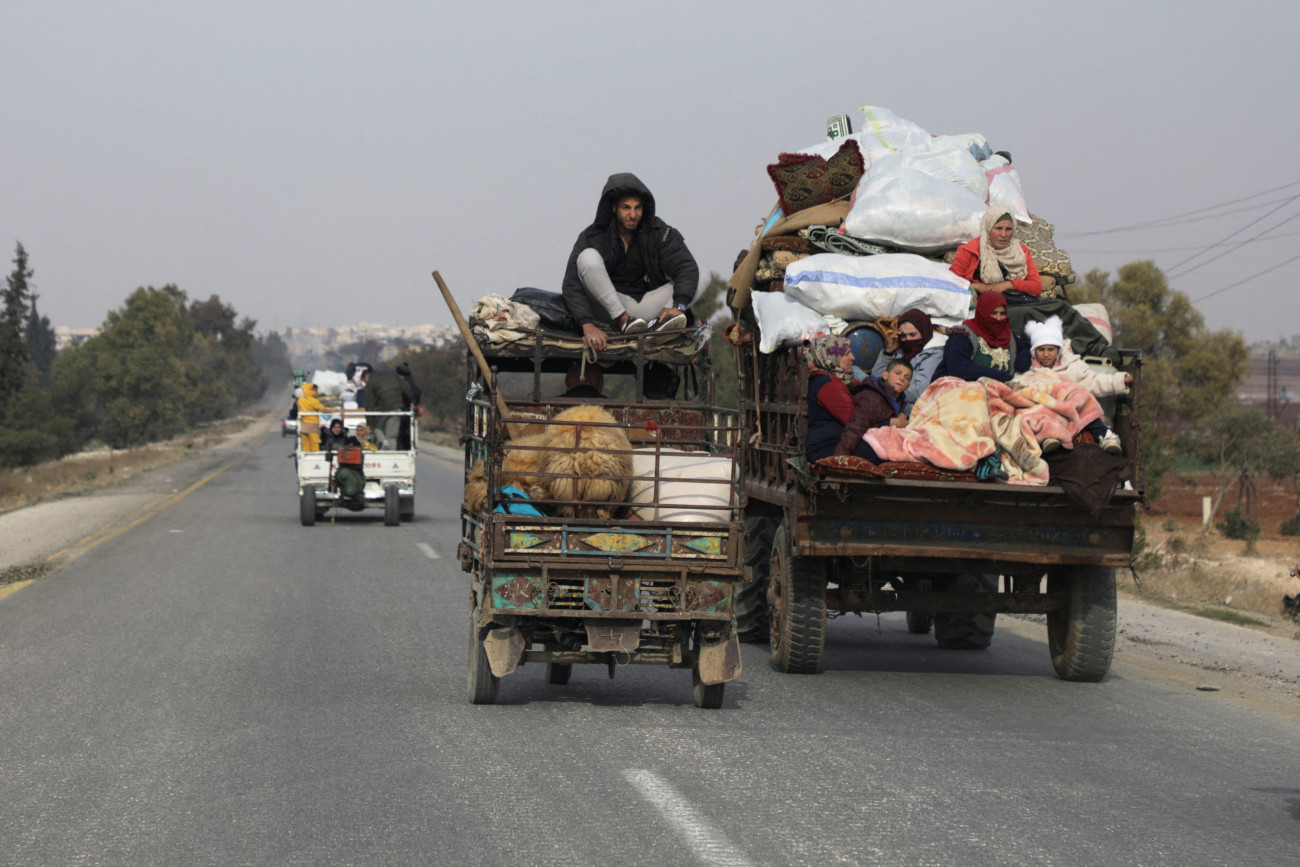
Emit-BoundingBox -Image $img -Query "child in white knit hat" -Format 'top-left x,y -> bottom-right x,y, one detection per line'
1024,315 -> 1126,455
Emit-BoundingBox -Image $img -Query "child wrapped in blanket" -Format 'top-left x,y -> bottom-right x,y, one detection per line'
1023,315 -> 1126,455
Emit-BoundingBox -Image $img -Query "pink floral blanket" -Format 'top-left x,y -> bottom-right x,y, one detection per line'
865,372 -> 1104,485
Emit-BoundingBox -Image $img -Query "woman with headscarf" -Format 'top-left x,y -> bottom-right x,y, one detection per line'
870,309 -> 946,415
933,291 -> 1031,383
803,335 -> 859,463
950,207 -> 1042,298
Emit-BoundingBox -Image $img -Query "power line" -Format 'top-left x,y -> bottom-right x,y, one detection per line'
1166,197 -> 1300,278
1058,179 -> 1300,238
1069,227 -> 1300,254
1191,251 -> 1300,303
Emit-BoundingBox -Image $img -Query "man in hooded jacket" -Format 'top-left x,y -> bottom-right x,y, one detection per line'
562,172 -> 699,351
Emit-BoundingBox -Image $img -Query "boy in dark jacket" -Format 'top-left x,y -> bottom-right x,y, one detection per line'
835,360 -> 912,459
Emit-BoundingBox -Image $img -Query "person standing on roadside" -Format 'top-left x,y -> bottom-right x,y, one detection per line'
561,172 -> 698,351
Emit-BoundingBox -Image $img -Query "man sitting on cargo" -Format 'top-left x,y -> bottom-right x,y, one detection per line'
835,359 -> 911,459
562,172 -> 698,352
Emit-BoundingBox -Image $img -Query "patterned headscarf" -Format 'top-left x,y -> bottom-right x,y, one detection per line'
964,291 -> 1012,349
805,334 -> 854,384
978,207 -> 1028,285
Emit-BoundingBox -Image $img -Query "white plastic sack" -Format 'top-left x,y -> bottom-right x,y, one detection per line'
783,253 -> 972,322
980,154 -> 1030,223
844,155 -> 986,250
858,105 -> 931,154
629,449 -> 737,522
310,369 -> 348,397
930,133 -> 991,162
751,291 -> 835,353
901,146 -> 988,201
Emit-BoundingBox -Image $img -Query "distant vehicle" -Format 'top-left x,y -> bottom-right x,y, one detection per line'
295,411 -> 417,527
281,415 -> 298,437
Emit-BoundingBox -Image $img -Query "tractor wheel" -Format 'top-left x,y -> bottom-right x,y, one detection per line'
1047,565 -> 1116,682
299,485 -> 317,527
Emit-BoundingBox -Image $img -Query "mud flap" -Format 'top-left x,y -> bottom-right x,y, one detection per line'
585,620 -> 641,653
484,626 -> 525,678
697,632 -> 742,685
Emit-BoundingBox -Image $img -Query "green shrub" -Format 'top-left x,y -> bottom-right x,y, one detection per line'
1217,508 -> 1260,542
1280,514 -> 1300,537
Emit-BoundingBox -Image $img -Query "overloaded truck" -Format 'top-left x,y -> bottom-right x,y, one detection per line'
725,107 -> 1143,682
730,331 -> 1141,681
446,277 -> 746,708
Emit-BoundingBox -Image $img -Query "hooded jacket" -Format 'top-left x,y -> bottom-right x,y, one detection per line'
836,376 -> 902,456
297,383 -> 326,425
561,173 -> 700,327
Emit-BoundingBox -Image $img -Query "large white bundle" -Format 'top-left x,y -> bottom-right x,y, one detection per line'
858,105 -> 931,154
901,146 -> 988,201
310,369 -> 349,397
751,290 -> 835,353
980,154 -> 1030,223
629,449 -> 737,522
844,155 -> 986,250
929,133 -> 992,162
784,253 -> 972,322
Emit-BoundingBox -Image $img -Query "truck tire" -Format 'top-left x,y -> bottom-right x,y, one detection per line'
692,667 -> 725,709
933,573 -> 997,650
905,575 -> 934,634
735,516 -> 778,643
546,663 -> 573,685
384,485 -> 400,527
299,485 -> 317,527
1047,565 -> 1116,682
905,611 -> 933,635
468,618 -> 499,705
768,523 -> 827,673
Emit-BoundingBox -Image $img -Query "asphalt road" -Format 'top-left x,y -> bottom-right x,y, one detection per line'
2,431 -> 1298,866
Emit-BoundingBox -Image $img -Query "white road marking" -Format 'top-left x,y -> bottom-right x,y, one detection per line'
623,769 -> 753,867
416,542 -> 441,560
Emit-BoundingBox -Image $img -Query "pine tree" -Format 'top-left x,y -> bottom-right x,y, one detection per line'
0,243 -> 35,412
25,294 -> 57,387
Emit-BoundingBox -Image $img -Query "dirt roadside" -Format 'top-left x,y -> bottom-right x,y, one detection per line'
2,416 -> 1296,712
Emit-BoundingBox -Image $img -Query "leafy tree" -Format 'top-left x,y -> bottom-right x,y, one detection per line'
691,273 -> 729,325
1073,262 -> 1247,431
1176,404 -> 1296,542
0,243 -> 34,413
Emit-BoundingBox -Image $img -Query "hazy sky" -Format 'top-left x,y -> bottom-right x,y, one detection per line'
4,1 -> 1298,342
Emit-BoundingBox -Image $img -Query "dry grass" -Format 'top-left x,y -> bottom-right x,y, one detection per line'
0,416 -> 256,516
1132,528 -> 1300,632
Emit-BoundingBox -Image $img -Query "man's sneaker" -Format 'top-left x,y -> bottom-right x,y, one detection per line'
651,311 -> 688,333
1100,429 -> 1122,455
620,317 -> 649,335
1040,437 -> 1063,454
645,311 -> 688,346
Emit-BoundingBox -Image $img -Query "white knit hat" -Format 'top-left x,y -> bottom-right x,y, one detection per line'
1025,315 -> 1064,352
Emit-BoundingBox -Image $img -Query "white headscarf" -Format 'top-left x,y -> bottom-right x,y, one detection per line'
978,207 -> 1028,285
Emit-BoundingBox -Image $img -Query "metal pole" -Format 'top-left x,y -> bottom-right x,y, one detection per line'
432,270 -> 510,420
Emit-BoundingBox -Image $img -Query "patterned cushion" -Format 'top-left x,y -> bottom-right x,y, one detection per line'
767,152 -> 833,214
876,462 -> 980,483
814,455 -> 884,478
826,139 -> 865,198
761,235 -> 816,253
